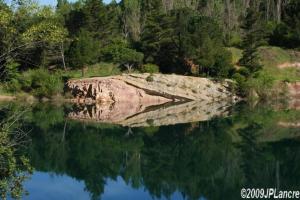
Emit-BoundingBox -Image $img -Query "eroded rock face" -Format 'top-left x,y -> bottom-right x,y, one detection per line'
287,82 -> 300,99
67,100 -> 232,127
67,77 -> 171,106
287,82 -> 300,109
66,73 -> 238,105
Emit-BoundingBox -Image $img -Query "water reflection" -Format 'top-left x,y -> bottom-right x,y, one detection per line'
24,173 -> 185,200
67,100 -> 232,127
1,102 -> 299,199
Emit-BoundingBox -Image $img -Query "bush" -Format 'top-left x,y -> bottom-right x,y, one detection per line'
237,67 -> 251,78
248,72 -> 275,100
101,38 -> 144,72
224,32 -> 242,47
140,64 -> 160,73
6,69 -> 63,98
232,73 -> 248,97
146,74 -> 154,82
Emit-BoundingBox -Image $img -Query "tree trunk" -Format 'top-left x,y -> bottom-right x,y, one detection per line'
125,63 -> 133,73
266,0 -> 270,21
60,42 -> 67,71
61,120 -> 67,142
276,0 -> 282,23
82,66 -> 88,77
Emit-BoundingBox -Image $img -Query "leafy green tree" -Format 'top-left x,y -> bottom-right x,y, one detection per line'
239,6 -> 265,73
20,6 -> 68,68
0,5 -> 18,81
102,38 -> 143,72
0,106 -> 32,200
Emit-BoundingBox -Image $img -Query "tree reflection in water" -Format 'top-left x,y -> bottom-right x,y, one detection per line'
0,105 -> 32,199
1,102 -> 300,199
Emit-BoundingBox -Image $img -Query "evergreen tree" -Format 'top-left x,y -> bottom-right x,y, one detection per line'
104,1 -> 122,42
141,9 -> 233,76
67,30 -> 99,72
239,6 -> 265,73
187,15 -> 233,77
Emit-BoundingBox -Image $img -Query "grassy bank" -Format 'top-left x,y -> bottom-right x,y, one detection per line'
62,63 -> 122,79
229,46 -> 300,82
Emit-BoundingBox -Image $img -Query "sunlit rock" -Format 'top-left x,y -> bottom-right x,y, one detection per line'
66,73 -> 238,105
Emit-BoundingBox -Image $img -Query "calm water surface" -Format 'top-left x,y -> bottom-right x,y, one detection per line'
3,102 -> 300,200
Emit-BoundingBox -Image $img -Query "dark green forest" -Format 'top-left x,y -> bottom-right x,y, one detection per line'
0,0 -> 300,97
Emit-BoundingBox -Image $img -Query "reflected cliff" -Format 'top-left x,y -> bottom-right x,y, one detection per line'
67,100 -> 232,127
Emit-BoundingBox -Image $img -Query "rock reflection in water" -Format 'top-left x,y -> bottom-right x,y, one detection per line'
68,100 -> 232,127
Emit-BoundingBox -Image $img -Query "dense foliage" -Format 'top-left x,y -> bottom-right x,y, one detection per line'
0,106 -> 32,199
0,0 -> 299,97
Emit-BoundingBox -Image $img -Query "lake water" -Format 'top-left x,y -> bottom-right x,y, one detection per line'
2,101 -> 300,200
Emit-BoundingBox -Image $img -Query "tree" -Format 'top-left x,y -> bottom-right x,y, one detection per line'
104,1 -> 122,42
186,15 -> 234,77
239,6 -> 265,73
284,0 -> 300,48
121,0 -> 141,41
21,6 -> 68,68
102,38 -> 143,72
270,0 -> 300,48
0,5 -> 17,81
141,9 -> 233,77
67,30 -> 99,76
140,6 -> 164,64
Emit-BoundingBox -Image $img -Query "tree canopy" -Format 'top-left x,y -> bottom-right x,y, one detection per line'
0,0 -> 299,81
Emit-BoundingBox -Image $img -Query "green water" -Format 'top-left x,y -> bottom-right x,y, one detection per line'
2,102 -> 300,200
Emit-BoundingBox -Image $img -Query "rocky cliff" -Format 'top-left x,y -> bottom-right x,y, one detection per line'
287,82 -> 300,110
66,73 -> 238,105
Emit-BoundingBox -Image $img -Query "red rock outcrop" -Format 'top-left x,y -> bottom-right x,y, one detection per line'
287,82 -> 300,109
66,73 -> 238,105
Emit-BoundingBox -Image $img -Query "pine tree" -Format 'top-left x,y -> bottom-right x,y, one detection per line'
239,6 -> 265,73
67,30 -> 99,73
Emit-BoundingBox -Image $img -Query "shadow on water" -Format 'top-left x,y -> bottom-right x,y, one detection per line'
1,101 -> 299,199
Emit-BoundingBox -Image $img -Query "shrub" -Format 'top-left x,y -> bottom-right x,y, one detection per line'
237,67 -> 251,78
7,69 -> 63,98
248,72 -> 275,100
140,64 -> 160,73
5,78 -> 22,93
101,38 -> 144,72
146,74 -> 154,82
224,32 -> 242,47
232,73 -> 248,97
